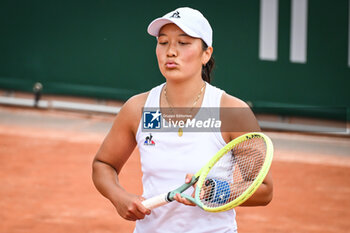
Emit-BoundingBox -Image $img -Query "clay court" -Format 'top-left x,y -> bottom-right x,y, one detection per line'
1,106 -> 350,233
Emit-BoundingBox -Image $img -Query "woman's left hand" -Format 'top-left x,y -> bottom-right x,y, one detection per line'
173,174 -> 196,206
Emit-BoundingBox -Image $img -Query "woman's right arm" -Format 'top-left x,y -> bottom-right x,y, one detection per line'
92,93 -> 150,221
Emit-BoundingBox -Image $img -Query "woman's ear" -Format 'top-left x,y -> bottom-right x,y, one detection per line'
202,46 -> 213,65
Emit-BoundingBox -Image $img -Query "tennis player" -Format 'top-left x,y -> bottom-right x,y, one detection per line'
92,7 -> 273,233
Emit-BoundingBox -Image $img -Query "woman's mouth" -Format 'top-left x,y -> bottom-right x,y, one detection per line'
165,62 -> 178,68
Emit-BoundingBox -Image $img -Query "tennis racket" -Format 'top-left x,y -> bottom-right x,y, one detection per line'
141,132 -> 273,212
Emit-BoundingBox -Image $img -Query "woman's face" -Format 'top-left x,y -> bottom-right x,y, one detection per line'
156,23 -> 211,82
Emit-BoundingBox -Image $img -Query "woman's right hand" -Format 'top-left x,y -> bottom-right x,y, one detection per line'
112,191 -> 151,221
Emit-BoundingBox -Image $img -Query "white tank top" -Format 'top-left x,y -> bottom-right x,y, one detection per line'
134,82 -> 238,233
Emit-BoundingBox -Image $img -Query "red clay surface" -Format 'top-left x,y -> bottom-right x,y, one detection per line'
1,107 -> 350,233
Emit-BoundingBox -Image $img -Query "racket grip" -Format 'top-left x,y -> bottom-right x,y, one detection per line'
142,193 -> 170,210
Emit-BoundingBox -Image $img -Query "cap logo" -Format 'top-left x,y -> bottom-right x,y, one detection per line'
170,11 -> 180,18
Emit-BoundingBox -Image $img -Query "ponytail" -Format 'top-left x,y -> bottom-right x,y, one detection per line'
201,41 -> 215,83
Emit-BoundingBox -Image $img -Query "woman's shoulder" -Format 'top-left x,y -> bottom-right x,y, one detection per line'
124,82 -> 164,107
206,83 -> 249,108
120,91 -> 150,117
220,92 -> 250,108
125,91 -> 149,107
113,91 -> 149,133
219,92 -> 260,140
117,82 -> 164,129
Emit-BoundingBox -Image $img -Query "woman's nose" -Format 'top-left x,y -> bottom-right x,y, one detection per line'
166,43 -> 177,57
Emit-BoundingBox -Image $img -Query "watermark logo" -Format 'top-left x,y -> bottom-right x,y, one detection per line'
141,107 -> 348,133
142,108 -> 222,132
143,110 -> 161,129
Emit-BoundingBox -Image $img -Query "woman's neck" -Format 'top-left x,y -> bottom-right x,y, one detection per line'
163,78 -> 206,108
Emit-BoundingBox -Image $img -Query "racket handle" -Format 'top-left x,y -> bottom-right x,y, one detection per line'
142,193 -> 170,210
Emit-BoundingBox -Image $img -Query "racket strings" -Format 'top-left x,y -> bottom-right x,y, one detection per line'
199,137 -> 267,208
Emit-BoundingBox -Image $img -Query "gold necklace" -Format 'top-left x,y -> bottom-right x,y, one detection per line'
164,83 -> 206,137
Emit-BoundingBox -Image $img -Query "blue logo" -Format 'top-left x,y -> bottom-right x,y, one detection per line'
143,110 -> 162,129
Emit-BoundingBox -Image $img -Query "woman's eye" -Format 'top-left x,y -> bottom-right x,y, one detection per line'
158,41 -> 168,45
179,42 -> 189,45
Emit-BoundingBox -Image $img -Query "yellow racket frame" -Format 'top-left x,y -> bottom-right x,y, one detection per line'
195,132 -> 274,212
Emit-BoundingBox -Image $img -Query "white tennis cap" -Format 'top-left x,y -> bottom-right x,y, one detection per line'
147,7 -> 213,47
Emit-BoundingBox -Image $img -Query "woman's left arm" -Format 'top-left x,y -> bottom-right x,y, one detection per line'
220,93 -> 273,206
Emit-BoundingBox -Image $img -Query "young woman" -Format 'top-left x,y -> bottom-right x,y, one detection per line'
92,7 -> 273,233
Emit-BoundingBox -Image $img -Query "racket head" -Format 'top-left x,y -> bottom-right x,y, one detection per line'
195,132 -> 273,212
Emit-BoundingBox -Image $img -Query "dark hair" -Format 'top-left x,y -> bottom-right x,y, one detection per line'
201,40 -> 215,83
